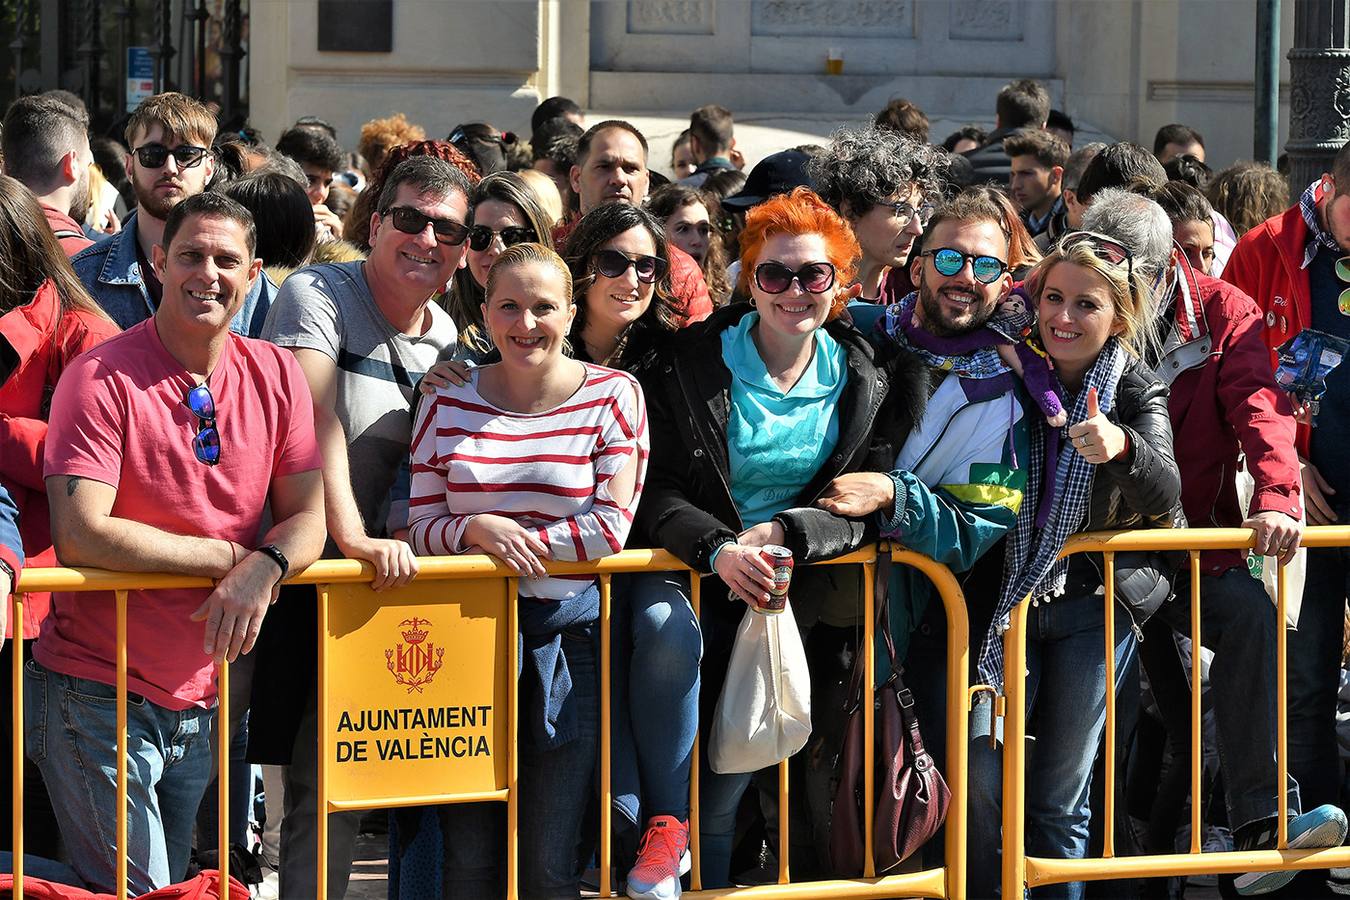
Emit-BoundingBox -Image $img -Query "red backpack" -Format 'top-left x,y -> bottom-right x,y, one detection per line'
0,871 -> 248,899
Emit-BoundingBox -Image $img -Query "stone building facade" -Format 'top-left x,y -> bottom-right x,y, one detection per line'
248,0 -> 1294,168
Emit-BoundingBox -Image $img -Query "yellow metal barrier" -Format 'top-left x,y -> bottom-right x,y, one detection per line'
1000,525 -> 1350,896
12,544 -> 970,899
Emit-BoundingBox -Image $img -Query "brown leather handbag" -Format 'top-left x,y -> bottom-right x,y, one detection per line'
829,551 -> 950,876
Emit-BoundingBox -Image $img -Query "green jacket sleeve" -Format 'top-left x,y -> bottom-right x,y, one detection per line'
880,471 -> 1018,573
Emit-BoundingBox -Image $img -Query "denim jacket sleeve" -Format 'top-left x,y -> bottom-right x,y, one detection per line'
0,481 -> 22,580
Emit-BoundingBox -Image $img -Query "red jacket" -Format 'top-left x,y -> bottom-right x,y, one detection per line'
41,203 -> 94,256
1222,196 -> 1314,455
0,280 -> 119,636
1165,252 -> 1302,575
552,219 -> 713,325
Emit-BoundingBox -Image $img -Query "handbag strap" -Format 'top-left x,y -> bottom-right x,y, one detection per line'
844,549 -> 901,710
894,671 -> 930,757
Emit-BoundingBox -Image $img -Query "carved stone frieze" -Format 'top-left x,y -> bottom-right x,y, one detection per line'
628,0 -> 714,35
750,0 -> 912,38
950,0 -> 1021,41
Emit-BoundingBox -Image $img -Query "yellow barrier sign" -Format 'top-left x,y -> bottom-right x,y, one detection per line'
322,578 -> 511,805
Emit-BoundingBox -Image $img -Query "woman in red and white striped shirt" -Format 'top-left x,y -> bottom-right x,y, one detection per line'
407,242 -> 649,896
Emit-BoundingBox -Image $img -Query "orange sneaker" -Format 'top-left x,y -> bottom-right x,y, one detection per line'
625,815 -> 691,900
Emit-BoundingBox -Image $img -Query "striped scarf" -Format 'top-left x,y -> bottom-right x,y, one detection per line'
977,336 -> 1129,690
1301,179 -> 1341,269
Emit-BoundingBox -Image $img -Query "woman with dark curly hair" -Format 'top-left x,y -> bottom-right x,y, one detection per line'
647,184 -> 733,306
810,125 -> 947,302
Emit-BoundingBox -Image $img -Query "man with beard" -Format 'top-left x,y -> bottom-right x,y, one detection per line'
1,93 -> 96,255
72,93 -> 270,336
822,188 -> 1027,553
818,189 -> 1030,888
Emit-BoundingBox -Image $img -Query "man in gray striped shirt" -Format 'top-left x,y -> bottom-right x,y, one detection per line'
259,155 -> 470,898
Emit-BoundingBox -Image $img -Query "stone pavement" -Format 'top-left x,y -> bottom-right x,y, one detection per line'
344,831 -> 389,899
334,826 -> 1224,899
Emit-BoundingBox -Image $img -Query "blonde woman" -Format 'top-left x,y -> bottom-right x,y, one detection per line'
408,242 -> 649,897
966,232 -> 1183,899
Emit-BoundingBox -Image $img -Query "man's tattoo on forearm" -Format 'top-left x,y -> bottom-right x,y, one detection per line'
66,477 -> 82,497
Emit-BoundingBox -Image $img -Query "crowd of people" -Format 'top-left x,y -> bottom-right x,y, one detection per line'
0,74 -> 1346,900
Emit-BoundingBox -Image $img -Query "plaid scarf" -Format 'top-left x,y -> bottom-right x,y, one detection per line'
977,336 -> 1129,690
1301,179 -> 1341,269
881,291 -> 1011,379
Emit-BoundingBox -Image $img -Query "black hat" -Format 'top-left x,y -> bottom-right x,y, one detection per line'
721,150 -> 815,211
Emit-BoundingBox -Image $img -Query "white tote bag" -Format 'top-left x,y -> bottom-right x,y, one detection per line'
1236,462 -> 1305,628
709,600 -> 812,775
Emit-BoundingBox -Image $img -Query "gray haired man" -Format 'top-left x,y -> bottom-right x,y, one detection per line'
1084,190 -> 1346,894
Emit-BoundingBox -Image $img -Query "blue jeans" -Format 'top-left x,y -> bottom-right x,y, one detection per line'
696,584 -> 760,888
23,658 -> 214,896
612,571 -> 702,823
441,626 -> 599,899
968,589 -> 1138,900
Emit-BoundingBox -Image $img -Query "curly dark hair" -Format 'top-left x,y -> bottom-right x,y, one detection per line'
809,125 -> 946,217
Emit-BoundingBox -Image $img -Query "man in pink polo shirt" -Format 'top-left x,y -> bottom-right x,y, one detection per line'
31,191 -> 326,895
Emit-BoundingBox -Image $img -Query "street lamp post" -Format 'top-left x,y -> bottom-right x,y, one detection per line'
1288,0 -> 1350,189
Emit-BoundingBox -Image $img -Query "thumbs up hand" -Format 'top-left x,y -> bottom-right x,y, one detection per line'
1066,387 -> 1129,464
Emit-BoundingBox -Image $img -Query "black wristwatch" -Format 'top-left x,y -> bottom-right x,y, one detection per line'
257,544 -> 289,585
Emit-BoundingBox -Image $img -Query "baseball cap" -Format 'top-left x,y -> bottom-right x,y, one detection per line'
721,150 -> 815,211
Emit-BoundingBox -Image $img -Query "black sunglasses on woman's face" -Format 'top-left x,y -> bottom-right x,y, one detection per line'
591,248 -> 668,284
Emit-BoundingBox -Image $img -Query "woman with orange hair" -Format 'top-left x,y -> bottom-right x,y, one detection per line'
630,187 -> 930,892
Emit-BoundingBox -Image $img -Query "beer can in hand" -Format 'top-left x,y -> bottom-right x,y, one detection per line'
753,544 -> 793,615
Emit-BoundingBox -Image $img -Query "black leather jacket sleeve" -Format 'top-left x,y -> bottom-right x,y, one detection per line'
771,507 -> 875,564
1090,363 -> 1182,528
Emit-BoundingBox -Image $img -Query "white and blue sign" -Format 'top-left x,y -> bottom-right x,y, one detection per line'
126,47 -> 154,112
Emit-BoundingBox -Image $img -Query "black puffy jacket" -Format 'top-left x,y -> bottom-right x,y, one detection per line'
1080,357 -> 1184,533
633,302 -> 929,572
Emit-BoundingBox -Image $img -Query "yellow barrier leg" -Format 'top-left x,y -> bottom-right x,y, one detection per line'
317,586 -> 329,900
1277,561 -> 1288,849
217,660 -> 229,899
940,562 -> 971,900
1103,553 -> 1117,859
116,589 -> 128,900
778,759 -> 790,884
863,560 -> 876,880
13,591 -> 22,899
600,575 -> 613,897
507,577 -> 520,900
689,575 -> 702,893
1190,552 -> 1202,855
1002,600 -> 1029,900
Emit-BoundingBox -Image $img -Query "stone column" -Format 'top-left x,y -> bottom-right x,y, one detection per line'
1288,0 -> 1350,189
